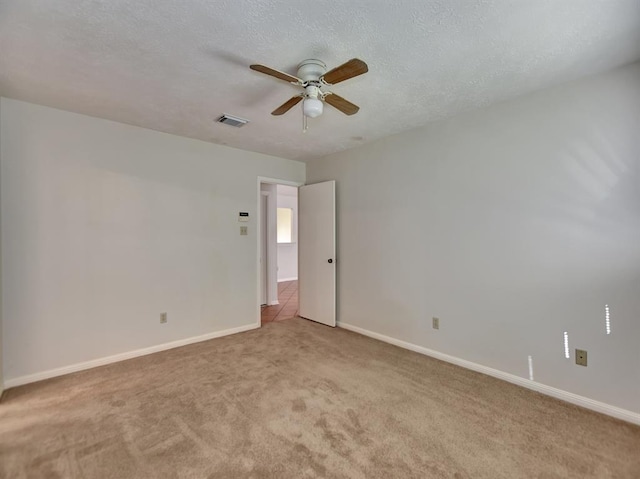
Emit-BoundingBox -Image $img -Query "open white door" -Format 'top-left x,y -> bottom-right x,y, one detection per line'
298,181 -> 336,327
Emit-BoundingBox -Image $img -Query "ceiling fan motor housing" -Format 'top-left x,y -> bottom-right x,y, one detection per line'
297,59 -> 326,82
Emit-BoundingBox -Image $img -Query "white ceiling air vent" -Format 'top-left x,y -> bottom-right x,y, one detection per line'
216,114 -> 249,127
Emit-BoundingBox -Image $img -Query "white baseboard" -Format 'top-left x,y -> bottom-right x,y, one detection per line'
277,277 -> 298,282
268,300 -> 280,306
338,322 -> 640,426
4,323 -> 259,389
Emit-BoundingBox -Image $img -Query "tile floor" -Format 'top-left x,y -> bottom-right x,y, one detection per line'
261,280 -> 298,324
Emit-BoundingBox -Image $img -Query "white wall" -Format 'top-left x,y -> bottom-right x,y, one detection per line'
0,98 -> 305,383
307,63 -> 640,414
276,185 -> 298,282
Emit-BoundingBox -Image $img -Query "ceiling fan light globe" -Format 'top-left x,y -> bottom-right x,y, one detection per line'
303,98 -> 323,118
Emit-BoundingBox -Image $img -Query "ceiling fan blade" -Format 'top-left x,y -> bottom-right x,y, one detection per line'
321,58 -> 368,85
324,93 -> 360,115
250,64 -> 302,84
272,96 -> 303,115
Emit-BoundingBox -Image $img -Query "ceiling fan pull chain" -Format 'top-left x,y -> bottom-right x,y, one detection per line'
302,108 -> 308,133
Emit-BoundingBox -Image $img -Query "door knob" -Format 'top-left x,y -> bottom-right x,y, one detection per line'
328,259 -> 333,264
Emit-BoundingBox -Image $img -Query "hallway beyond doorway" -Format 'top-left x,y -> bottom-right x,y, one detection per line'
261,280 -> 298,325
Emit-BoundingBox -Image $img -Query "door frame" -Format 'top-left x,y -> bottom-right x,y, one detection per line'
256,177 -> 304,327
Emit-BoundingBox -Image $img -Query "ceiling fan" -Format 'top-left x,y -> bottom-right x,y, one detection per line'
250,58 -> 368,127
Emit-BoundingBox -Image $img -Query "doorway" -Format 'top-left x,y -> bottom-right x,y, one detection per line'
258,178 -> 302,326
262,184 -> 299,324
256,177 -> 336,328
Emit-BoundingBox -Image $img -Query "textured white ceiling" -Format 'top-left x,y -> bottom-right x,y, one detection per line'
1,1 -> 639,161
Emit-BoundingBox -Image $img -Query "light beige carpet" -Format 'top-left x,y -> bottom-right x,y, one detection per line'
1,318 -> 639,478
